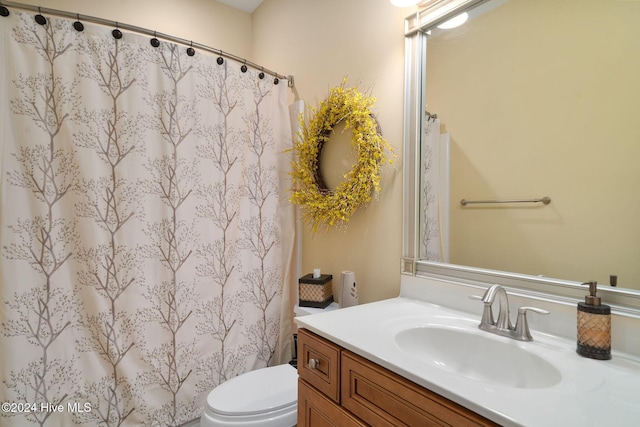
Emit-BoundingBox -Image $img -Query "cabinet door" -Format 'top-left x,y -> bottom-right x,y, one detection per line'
298,329 -> 341,403
298,379 -> 365,427
341,351 -> 498,427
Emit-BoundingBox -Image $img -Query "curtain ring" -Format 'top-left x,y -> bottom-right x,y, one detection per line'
150,31 -> 160,48
1,5 -> 10,17
259,66 -> 265,80
241,60 -> 248,73
112,22 -> 122,39
217,50 -> 224,65
35,7 -> 47,25
73,14 -> 84,32
187,41 -> 195,56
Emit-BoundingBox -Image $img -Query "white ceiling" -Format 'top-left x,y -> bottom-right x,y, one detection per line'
216,0 -> 264,13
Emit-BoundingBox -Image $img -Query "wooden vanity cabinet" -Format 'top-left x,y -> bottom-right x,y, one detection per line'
297,328 -> 498,427
298,380 -> 366,426
298,326 -> 341,403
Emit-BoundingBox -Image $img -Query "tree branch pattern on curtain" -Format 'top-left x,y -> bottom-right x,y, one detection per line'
0,10 -> 292,427
421,117 -> 443,262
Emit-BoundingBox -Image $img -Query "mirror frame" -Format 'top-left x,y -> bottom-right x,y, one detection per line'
401,0 -> 640,314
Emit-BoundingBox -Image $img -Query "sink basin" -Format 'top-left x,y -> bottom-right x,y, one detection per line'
395,325 -> 562,389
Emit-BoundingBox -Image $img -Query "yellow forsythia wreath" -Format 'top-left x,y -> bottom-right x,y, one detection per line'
289,80 -> 394,232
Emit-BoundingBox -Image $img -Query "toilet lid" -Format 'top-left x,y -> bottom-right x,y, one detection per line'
207,364 -> 298,416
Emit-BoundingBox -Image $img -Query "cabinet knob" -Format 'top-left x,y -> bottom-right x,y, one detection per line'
308,358 -> 320,370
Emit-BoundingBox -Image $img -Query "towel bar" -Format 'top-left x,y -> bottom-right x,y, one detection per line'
460,197 -> 551,206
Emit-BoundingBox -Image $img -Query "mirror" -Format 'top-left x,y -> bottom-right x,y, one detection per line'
422,0 -> 640,289
402,0 -> 640,306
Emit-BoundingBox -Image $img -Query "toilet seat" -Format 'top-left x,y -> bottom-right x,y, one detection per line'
201,363 -> 298,427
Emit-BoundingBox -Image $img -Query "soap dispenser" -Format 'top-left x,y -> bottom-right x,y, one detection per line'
577,281 -> 611,360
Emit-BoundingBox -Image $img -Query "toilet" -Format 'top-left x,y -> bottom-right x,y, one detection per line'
200,363 -> 298,427
200,303 -> 339,427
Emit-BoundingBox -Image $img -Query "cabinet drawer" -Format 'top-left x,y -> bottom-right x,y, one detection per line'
341,351 -> 498,427
298,379 -> 366,427
298,329 -> 341,403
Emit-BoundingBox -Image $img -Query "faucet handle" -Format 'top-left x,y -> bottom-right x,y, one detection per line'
519,306 -> 550,315
469,294 -> 495,327
514,306 -> 550,341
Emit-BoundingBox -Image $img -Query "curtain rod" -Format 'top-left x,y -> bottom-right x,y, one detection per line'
0,1 -> 294,88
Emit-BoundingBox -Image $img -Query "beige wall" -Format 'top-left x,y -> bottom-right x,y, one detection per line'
14,0 -> 411,303
427,0 -> 640,287
252,0 -> 411,303
19,0 -> 253,58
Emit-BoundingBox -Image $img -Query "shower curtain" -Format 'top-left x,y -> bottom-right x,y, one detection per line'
421,115 -> 446,261
0,10 -> 294,427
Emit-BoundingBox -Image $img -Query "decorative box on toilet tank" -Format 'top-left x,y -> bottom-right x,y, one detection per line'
298,274 -> 334,308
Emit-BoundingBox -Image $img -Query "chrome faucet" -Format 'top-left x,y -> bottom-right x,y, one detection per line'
480,284 -> 513,330
477,285 -> 549,341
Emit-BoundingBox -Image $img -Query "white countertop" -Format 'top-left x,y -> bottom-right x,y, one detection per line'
295,296 -> 640,427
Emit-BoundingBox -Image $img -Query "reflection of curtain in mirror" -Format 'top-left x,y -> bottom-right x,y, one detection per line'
0,10 -> 294,426
421,116 -> 449,261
